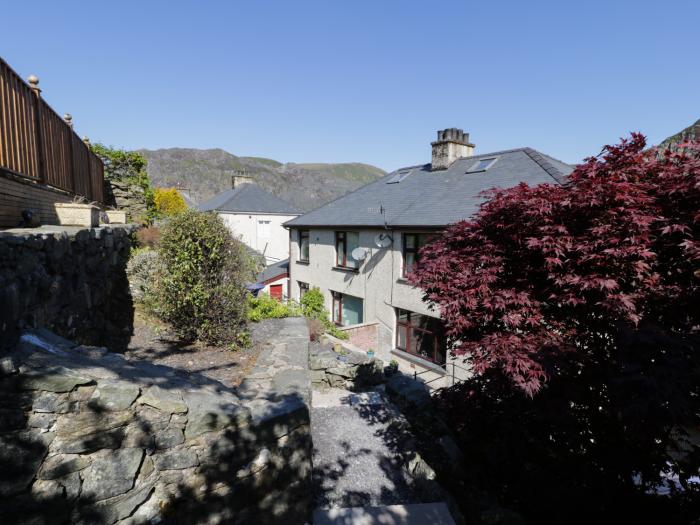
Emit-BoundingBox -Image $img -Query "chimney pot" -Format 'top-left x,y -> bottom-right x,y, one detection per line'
431,128 -> 475,170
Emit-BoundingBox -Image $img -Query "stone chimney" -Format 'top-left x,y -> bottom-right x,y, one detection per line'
431,128 -> 475,170
231,170 -> 254,188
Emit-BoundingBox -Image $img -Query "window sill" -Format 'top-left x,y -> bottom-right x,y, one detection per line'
332,266 -> 359,274
391,348 -> 446,374
295,260 -> 310,265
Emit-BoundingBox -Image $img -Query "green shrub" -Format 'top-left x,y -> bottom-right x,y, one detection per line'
155,210 -> 256,346
247,293 -> 300,322
126,247 -> 161,310
300,287 -> 348,340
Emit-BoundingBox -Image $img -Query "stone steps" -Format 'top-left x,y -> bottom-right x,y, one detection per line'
312,502 -> 456,525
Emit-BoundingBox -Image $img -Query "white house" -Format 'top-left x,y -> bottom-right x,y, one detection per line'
199,176 -> 301,265
255,259 -> 290,301
284,128 -> 573,387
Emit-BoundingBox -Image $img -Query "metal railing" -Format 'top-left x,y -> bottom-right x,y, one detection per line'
0,57 -> 104,202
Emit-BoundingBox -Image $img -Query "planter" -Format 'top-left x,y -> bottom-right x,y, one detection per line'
54,203 -> 100,227
104,210 -> 127,224
366,350 -> 375,359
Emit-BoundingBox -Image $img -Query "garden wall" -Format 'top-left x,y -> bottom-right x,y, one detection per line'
0,317 -> 312,524
0,224 -> 136,353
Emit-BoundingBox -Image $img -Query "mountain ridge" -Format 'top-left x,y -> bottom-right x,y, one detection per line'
138,147 -> 386,211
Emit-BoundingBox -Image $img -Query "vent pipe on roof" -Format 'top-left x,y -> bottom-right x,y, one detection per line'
431,128 -> 475,171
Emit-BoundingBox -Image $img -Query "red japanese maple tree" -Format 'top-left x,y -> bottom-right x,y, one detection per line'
410,134 -> 699,395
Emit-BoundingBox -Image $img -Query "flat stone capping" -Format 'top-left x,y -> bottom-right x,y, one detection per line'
0,223 -> 137,237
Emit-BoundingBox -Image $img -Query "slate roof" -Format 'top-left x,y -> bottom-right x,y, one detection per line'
257,259 -> 289,284
199,184 -> 301,215
284,148 -> 573,229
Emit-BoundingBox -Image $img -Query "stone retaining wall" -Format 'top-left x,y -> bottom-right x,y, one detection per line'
0,317 -> 312,524
0,224 -> 136,353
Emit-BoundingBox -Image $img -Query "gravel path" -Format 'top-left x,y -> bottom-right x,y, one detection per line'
311,389 -> 419,509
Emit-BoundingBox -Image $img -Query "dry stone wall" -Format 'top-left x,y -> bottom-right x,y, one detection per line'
0,317 -> 312,525
0,224 -> 136,353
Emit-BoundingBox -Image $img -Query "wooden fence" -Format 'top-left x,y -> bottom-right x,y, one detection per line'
0,57 -> 104,203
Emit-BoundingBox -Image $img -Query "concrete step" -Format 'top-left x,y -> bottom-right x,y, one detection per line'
313,502 -> 456,525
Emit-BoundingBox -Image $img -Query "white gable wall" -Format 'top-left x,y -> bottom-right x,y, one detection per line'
219,212 -> 298,264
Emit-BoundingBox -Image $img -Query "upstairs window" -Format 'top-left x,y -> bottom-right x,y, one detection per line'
257,220 -> 271,238
466,157 -> 498,173
402,233 -> 432,277
298,230 -> 310,262
335,231 -> 360,269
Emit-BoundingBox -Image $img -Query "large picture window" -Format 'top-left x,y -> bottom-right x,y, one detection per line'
395,309 -> 445,364
402,233 -> 432,277
332,291 -> 363,326
335,231 -> 360,269
298,230 -> 309,262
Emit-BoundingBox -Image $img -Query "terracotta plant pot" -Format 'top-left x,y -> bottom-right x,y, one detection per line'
54,203 -> 100,227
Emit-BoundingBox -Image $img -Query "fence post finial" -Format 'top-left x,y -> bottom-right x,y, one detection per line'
64,114 -> 73,128
27,75 -> 41,94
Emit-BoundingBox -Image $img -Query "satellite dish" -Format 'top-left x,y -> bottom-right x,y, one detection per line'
351,247 -> 368,261
374,233 -> 392,248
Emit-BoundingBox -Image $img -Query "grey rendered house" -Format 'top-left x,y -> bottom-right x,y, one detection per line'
285,128 -> 572,384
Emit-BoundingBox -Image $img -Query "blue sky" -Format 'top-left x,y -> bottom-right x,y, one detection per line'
3,0 -> 699,171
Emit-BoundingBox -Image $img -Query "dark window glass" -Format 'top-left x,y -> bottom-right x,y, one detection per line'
395,309 -> 446,364
335,231 -> 359,269
299,230 -> 309,262
402,233 -> 432,277
298,281 -> 309,299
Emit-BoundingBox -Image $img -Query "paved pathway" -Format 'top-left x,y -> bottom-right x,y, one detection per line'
310,387 -> 456,525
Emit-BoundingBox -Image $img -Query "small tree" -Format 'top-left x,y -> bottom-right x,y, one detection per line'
410,135 -> 700,521
156,210 -> 255,346
154,187 -> 188,217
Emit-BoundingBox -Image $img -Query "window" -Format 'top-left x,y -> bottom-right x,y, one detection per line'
467,157 -> 498,173
402,233 -> 432,277
258,220 -> 271,238
387,169 -> 412,184
332,291 -> 363,326
298,230 -> 309,262
298,281 -> 309,299
335,231 -> 360,269
396,309 -> 446,364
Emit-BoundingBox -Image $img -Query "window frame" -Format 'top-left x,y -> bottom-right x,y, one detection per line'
332,291 -> 343,326
331,291 -> 363,326
402,233 -> 432,278
298,230 -> 310,262
335,231 -> 359,269
395,309 -> 445,364
298,281 -> 309,299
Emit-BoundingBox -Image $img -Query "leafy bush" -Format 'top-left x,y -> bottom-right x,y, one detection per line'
247,293 -> 300,322
91,144 -> 157,224
154,188 -> 187,217
126,247 -> 161,307
135,226 -> 161,248
155,210 -> 256,346
412,135 -> 700,523
300,288 -> 348,339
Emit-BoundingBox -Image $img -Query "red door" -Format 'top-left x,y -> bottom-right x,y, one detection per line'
270,284 -> 283,301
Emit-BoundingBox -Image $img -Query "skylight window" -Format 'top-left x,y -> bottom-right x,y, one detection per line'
467,157 -> 498,173
387,169 -> 412,184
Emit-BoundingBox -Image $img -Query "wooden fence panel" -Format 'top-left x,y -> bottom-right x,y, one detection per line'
0,57 -> 104,203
